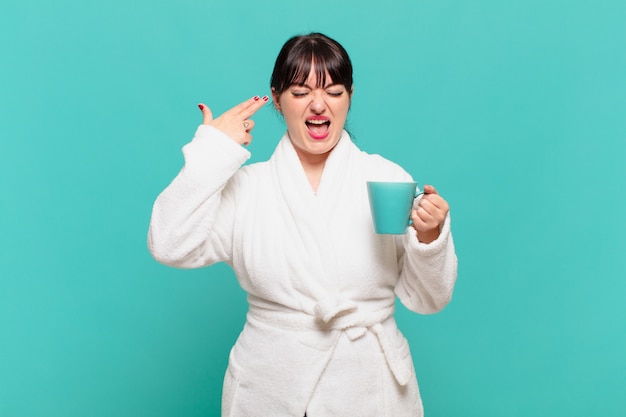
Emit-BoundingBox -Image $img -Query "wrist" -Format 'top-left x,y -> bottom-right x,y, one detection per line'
416,228 -> 440,244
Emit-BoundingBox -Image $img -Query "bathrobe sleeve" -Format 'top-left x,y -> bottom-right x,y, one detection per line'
395,213 -> 458,314
148,125 -> 250,268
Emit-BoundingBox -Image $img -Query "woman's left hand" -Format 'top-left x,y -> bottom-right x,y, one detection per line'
411,184 -> 449,244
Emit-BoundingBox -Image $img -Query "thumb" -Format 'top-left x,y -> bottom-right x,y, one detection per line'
423,184 -> 438,195
198,103 -> 213,125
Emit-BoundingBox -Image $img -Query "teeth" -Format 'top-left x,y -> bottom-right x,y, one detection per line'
307,119 -> 328,125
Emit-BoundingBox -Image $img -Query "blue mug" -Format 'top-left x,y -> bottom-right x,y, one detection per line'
367,181 -> 422,234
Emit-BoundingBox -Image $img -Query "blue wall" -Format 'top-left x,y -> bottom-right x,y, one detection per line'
1,0 -> 624,416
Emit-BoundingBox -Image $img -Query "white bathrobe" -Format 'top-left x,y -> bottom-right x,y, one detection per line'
148,125 -> 458,417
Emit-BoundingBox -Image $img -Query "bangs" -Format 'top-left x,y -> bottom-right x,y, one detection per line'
286,53 -> 344,88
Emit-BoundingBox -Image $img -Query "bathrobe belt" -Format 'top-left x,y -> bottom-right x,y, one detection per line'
247,296 -> 412,386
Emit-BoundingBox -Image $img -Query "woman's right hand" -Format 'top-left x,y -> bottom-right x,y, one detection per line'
198,95 -> 269,146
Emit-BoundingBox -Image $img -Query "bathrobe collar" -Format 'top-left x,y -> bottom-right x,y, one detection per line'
269,130 -> 359,321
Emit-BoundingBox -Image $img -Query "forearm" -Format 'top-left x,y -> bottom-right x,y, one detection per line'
147,125 -> 250,267
395,214 -> 458,314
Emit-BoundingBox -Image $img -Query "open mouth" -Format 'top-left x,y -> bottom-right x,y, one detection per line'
305,117 -> 330,139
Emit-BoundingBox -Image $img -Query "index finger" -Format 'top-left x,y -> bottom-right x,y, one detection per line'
230,95 -> 269,119
421,192 -> 449,213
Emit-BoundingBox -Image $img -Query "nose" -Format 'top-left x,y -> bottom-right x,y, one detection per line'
309,90 -> 326,114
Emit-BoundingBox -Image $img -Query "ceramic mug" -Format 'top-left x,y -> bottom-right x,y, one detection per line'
367,181 -> 423,234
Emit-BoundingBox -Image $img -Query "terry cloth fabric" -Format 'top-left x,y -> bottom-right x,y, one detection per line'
148,125 -> 458,417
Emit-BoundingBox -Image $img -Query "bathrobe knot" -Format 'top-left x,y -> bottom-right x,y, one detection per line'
312,301 -> 413,386
313,297 -> 358,323
247,297 -> 412,387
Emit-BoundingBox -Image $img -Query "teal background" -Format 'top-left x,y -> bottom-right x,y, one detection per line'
1,0 -> 624,416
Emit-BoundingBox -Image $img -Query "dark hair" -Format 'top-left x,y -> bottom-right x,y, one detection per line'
270,33 -> 353,95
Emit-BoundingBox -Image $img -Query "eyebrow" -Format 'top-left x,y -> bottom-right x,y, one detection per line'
292,82 -> 343,89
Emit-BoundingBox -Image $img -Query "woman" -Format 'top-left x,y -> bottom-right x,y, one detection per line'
148,32 -> 457,417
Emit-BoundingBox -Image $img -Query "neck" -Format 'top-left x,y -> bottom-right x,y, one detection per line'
294,148 -> 331,192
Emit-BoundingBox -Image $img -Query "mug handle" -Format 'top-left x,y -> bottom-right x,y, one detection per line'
408,189 -> 425,226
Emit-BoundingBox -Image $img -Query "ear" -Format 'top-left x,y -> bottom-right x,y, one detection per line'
349,86 -> 354,99
271,87 -> 281,112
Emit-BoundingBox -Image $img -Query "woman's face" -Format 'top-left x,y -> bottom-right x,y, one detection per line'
273,66 -> 352,161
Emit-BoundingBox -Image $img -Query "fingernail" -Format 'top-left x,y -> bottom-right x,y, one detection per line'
198,104 -> 204,110
253,96 -> 260,101
262,95 -> 269,102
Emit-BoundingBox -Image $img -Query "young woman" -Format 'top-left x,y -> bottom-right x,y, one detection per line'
148,32 -> 457,417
